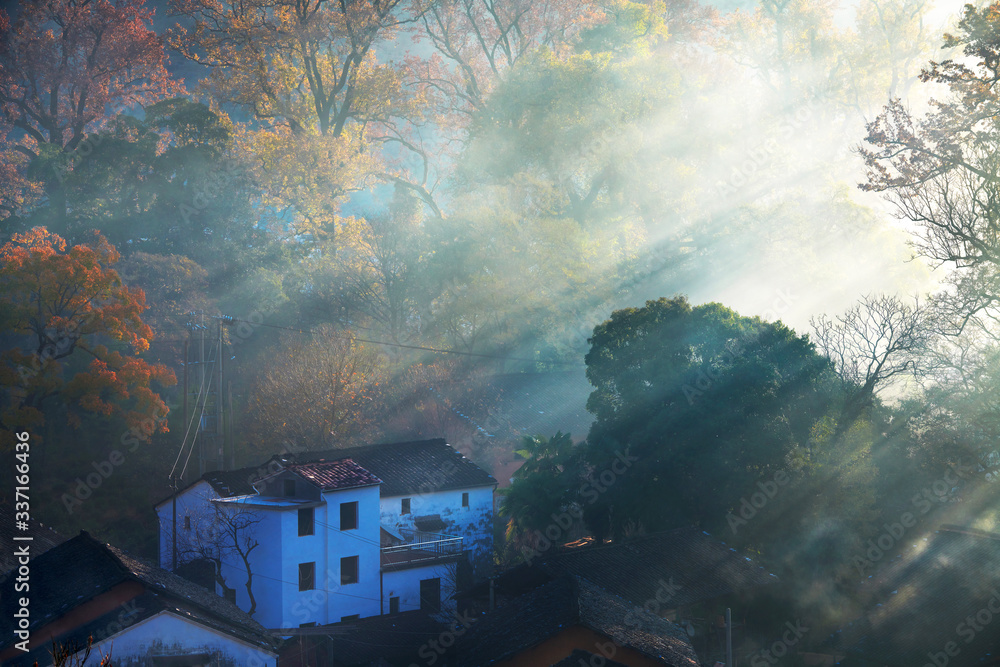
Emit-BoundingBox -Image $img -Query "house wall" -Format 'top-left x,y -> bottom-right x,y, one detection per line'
491,626 -> 669,667
0,581 -> 145,663
233,484 -> 383,629
315,485 -> 381,625
221,504 -> 284,630
155,481 -> 221,570
380,485 -> 495,579
381,561 -> 458,615
84,611 -> 277,667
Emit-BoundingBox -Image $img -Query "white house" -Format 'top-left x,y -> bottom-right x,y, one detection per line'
0,531 -> 279,667
155,439 -> 497,630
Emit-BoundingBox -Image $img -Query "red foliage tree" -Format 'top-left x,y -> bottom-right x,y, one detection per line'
0,0 -> 183,219
0,227 -> 176,448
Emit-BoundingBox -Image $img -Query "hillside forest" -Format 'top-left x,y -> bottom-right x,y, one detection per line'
4,0 -> 1000,643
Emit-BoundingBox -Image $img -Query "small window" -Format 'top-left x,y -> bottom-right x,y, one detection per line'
341,614 -> 360,623
299,562 -> 315,591
401,498 -> 411,515
184,515 -> 191,530
341,555 -> 359,585
340,501 -> 358,530
284,479 -> 296,497
298,507 -> 314,536
462,492 -> 469,508
389,596 -> 400,614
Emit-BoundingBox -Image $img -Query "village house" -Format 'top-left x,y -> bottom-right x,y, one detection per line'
155,438 -> 497,631
453,575 -> 700,667
0,531 -> 279,667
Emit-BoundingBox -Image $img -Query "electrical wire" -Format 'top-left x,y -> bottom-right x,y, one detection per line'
214,314 -> 584,367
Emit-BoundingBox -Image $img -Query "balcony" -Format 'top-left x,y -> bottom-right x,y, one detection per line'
381,529 -> 464,570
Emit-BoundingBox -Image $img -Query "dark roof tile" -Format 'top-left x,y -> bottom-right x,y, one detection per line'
456,575 -> 698,667
283,439 -> 496,496
286,458 -> 382,491
0,532 -> 277,655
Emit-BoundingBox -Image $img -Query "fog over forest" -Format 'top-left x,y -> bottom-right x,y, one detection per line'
6,0 -> 1000,664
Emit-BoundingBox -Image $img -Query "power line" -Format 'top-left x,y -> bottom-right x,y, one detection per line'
214,315 -> 584,367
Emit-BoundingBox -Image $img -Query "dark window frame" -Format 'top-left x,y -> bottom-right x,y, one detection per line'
298,507 -> 314,536
461,492 -> 469,508
340,501 -> 358,530
299,562 -> 315,591
401,497 -> 411,515
341,555 -> 359,585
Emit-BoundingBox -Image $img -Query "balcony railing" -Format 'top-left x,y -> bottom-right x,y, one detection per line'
381,529 -> 464,568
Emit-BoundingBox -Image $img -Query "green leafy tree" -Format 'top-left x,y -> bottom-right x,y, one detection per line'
580,296 -> 837,539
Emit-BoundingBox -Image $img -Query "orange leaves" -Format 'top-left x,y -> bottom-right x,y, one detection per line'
0,227 -> 176,447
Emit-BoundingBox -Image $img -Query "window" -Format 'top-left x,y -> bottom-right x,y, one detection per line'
298,507 -> 314,536
462,492 -> 469,508
184,515 -> 191,530
389,596 -> 400,614
341,614 -> 360,623
420,578 -> 441,612
341,555 -> 359,585
340,501 -> 358,530
401,498 -> 411,515
284,479 -> 296,497
299,562 -> 315,591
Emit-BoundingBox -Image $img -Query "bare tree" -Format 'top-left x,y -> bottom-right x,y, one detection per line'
811,293 -> 933,427
182,500 -> 263,618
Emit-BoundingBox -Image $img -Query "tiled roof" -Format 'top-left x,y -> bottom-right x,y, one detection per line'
485,526 -> 777,609
159,439 -> 495,507
551,649 -> 631,666
202,464 -> 268,498
286,458 -> 382,491
836,526 -> 1000,667
538,526 -> 778,609
282,438 -> 496,496
0,531 -> 277,657
278,610 -> 445,667
455,575 -> 699,667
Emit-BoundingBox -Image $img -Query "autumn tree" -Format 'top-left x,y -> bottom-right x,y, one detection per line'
0,0 -> 183,226
169,0 -> 433,236
0,228 -> 176,448
243,325 -> 387,453
859,3 -> 1000,327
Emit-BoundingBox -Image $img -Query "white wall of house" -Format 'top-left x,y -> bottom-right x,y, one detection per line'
380,485 -> 495,578
154,481 -> 221,571
81,611 -> 276,667
382,561 -> 458,616
219,482 -> 384,630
